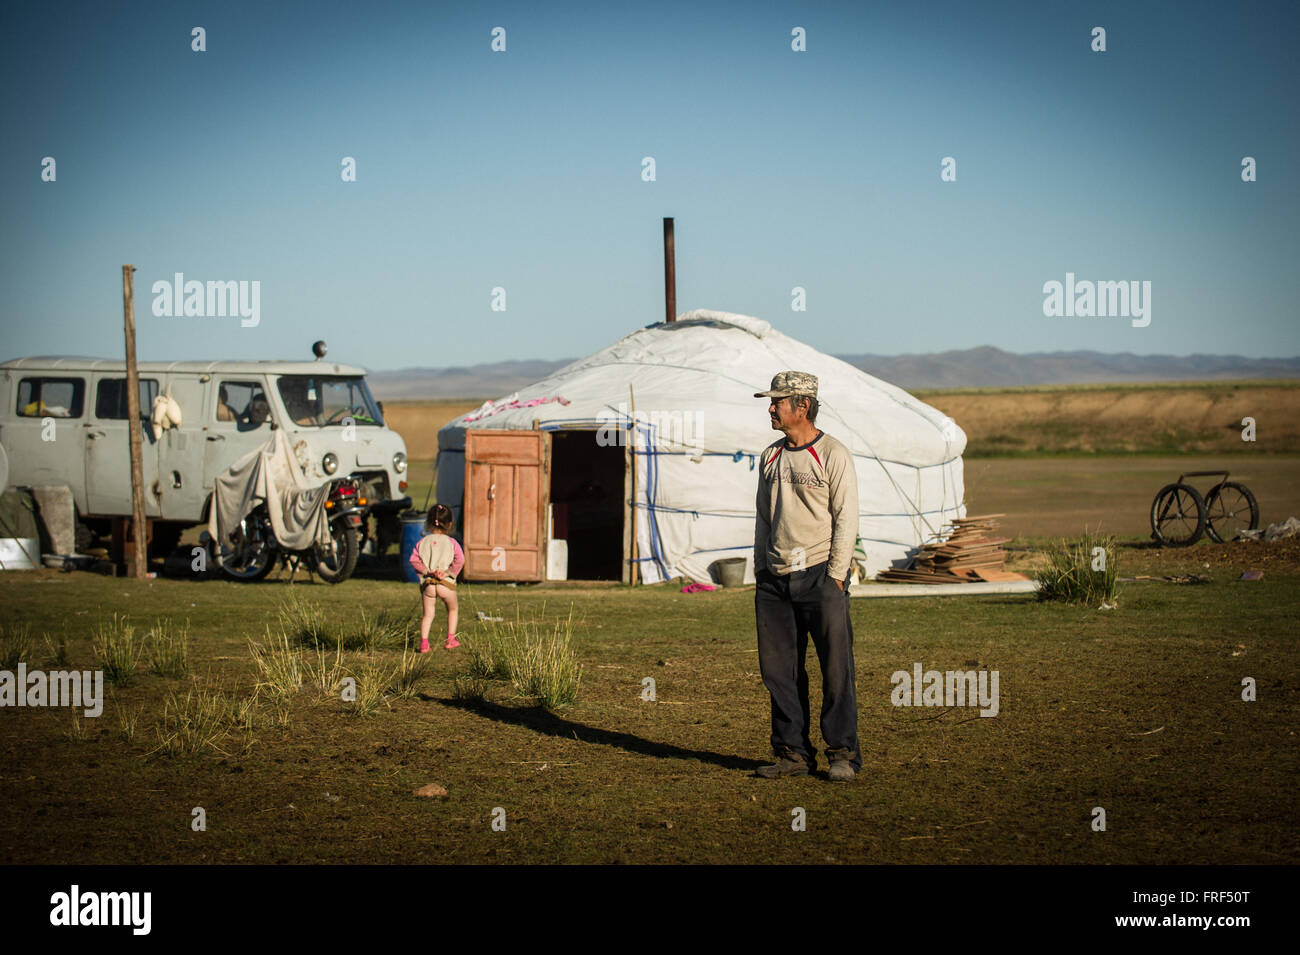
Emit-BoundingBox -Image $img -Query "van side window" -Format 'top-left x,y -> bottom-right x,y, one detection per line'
216,380 -> 269,428
17,377 -> 85,418
95,378 -> 159,420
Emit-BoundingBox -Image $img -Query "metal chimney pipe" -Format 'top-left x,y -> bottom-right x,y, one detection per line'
663,217 -> 676,323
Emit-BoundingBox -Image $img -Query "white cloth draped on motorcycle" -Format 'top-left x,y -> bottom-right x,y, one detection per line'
207,429 -> 332,552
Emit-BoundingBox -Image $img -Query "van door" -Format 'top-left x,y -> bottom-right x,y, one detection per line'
3,373 -> 89,512
202,377 -> 274,491
85,375 -> 161,517
154,375 -> 207,521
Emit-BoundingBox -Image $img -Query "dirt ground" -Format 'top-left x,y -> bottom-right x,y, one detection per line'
1002,532 -> 1300,582
963,454 -> 1300,541
925,382 -> 1300,455
2,540 -> 1296,865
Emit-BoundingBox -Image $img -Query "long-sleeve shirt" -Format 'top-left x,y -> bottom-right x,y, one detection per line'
754,430 -> 858,580
409,533 -> 465,580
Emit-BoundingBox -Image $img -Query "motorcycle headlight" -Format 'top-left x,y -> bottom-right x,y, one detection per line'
322,451 -> 339,475
393,451 -> 407,474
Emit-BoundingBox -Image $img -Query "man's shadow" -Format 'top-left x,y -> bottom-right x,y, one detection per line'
435,695 -> 763,772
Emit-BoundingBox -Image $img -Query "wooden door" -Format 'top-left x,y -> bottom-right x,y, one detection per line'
463,429 -> 549,581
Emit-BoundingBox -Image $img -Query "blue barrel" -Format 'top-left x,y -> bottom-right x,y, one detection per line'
400,516 -> 426,583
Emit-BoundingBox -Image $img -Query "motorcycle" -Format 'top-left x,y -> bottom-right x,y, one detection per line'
213,476 -> 369,584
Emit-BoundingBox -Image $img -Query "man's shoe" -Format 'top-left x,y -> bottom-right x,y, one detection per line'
827,759 -> 856,782
755,756 -> 810,779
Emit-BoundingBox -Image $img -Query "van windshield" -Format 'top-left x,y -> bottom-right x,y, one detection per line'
276,376 -> 385,428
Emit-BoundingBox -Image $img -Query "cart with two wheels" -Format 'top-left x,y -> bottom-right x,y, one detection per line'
1150,471 -> 1259,547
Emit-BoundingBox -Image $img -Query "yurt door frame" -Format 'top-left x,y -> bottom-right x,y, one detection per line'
462,429 -> 550,582
461,426 -> 635,583
545,428 -> 629,582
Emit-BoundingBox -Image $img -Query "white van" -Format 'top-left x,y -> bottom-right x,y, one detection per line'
0,353 -> 411,555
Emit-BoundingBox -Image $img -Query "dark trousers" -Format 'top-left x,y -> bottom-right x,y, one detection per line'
755,560 -> 861,770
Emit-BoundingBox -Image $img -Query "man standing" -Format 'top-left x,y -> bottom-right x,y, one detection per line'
752,371 -> 861,781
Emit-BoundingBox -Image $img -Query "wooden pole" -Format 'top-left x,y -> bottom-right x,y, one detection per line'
122,265 -> 148,580
663,217 -> 676,324
627,383 -> 639,584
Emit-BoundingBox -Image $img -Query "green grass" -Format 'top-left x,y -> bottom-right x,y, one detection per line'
465,617 -> 521,681
455,608 -> 584,708
145,618 -> 191,678
0,547 -> 1296,864
116,700 -> 144,742
390,643 -> 431,701
277,595 -> 417,651
150,682 -> 239,758
1035,531 -> 1121,605
248,625 -> 304,706
92,614 -> 143,686
0,622 -> 36,669
502,608 -> 583,709
341,656 -> 398,717
42,632 -> 69,667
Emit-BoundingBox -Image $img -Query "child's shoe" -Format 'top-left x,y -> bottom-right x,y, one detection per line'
444,634 -> 461,650
419,638 -> 431,654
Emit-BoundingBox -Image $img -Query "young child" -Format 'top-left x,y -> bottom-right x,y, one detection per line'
408,504 -> 465,652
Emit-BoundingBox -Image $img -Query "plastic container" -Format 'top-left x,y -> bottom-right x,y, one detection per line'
547,539 -> 568,580
400,516 -> 426,584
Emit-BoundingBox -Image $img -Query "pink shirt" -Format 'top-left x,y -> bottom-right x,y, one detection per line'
409,533 -> 465,580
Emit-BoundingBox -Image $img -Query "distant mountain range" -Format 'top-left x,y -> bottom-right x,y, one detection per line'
368,347 -> 1300,400
371,359 -> 576,401
841,347 -> 1300,391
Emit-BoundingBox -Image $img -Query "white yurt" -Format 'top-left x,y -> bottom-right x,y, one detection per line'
436,310 -> 966,584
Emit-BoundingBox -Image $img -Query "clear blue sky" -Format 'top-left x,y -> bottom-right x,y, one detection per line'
2,0 -> 1296,369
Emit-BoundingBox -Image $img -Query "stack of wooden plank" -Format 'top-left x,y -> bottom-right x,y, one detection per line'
876,514 -> 1028,583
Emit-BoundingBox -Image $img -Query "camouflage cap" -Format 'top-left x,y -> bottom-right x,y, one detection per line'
754,370 -> 818,399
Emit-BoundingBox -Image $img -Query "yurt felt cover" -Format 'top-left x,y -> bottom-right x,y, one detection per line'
437,310 -> 966,584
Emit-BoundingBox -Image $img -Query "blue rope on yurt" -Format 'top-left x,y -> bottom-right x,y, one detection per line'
638,419 -> 671,579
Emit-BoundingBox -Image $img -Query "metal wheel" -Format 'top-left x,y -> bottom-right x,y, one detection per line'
313,522 -> 360,583
1204,481 -> 1260,543
216,513 -> 278,580
1150,482 -> 1206,547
